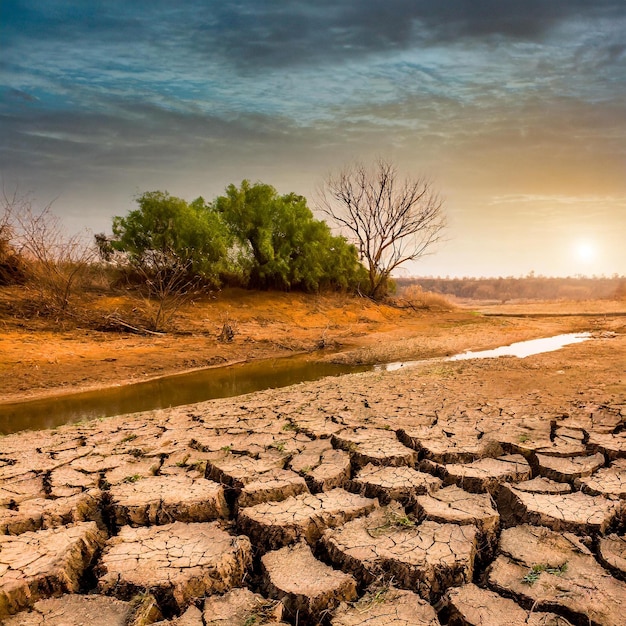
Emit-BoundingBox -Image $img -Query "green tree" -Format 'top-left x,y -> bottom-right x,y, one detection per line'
110,191 -> 232,285
289,219 -> 367,292
214,180 -> 365,291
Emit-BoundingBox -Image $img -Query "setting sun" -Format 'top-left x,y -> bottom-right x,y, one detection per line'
574,241 -> 597,264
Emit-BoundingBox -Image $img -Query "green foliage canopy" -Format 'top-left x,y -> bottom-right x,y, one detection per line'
111,191 -> 232,285
107,184 -> 367,293
214,180 -> 366,291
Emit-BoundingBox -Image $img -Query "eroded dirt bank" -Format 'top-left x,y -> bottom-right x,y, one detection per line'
1,288 -> 624,404
0,327 -> 625,625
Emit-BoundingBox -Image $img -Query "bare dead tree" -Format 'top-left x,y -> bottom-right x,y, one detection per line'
317,158 -> 446,300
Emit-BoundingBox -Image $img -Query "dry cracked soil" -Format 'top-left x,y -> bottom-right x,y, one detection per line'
0,312 -> 625,625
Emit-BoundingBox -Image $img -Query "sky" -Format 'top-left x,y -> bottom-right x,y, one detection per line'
1,0 -> 625,278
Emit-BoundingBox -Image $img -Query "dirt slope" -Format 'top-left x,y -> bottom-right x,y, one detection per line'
2,288 -> 623,403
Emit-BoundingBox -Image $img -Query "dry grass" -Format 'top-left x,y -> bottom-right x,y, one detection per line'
393,284 -> 456,312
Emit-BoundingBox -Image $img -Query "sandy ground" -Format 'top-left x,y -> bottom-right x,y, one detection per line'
0,287 -> 625,404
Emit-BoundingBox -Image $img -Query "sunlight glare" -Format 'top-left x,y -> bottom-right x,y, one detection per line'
574,241 -> 596,264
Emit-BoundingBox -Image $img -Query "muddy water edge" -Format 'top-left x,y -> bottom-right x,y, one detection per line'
0,333 -> 598,435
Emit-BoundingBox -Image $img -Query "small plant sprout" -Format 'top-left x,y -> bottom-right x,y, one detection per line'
367,510 -> 416,537
522,562 -> 568,585
370,587 -> 389,605
355,578 -> 395,613
175,454 -> 190,468
123,474 -> 143,484
189,460 -> 206,472
522,565 -> 543,585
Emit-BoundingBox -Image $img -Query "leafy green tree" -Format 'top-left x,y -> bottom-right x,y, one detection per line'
289,219 -> 367,292
214,181 -> 365,291
110,191 -> 233,285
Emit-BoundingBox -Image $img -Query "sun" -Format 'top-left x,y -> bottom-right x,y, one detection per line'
573,240 -> 596,264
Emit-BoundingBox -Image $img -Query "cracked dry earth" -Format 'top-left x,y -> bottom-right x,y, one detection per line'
0,333 -> 625,625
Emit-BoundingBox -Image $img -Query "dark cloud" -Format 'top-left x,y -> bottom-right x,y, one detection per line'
178,0 -> 626,69
0,92 -> 338,193
412,0 -> 621,40
0,0 -> 141,46
2,0 -> 625,72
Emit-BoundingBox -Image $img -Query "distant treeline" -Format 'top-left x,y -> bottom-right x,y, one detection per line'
396,276 -> 626,302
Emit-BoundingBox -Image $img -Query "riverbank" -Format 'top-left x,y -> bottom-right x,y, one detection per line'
1,287 -> 625,404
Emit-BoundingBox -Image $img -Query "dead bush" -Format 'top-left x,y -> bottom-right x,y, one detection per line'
108,253 -> 203,333
5,191 -> 95,316
0,195 -> 27,285
0,242 -> 28,286
394,284 -> 455,311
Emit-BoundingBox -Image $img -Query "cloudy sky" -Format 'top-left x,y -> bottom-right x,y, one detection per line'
2,1 -> 625,277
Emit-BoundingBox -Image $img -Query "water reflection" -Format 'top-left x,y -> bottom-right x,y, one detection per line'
378,333 -> 592,371
0,357 -> 369,435
447,332 -> 591,361
0,333 -> 593,435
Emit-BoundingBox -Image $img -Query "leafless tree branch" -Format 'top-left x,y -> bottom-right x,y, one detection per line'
317,158 -> 446,299
3,190 -> 95,313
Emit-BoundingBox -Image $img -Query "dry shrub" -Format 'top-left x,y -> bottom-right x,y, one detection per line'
0,197 -> 27,285
99,254 -> 205,333
18,210 -> 95,314
0,241 -> 28,286
394,284 -> 455,311
129,261 -> 201,333
3,190 -> 95,316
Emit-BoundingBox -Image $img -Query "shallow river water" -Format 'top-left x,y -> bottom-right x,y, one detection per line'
0,333 -> 592,435
381,332 -> 591,371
